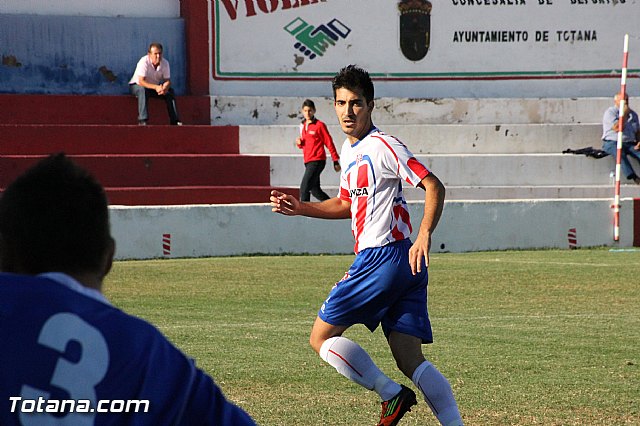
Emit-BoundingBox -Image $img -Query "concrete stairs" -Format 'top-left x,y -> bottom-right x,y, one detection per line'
0,95 -> 298,205
0,94 -> 210,125
4,94 -> 639,204
229,97 -> 640,201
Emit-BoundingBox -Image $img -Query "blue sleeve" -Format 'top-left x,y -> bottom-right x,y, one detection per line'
133,328 -> 257,425
178,366 -> 257,426
97,317 -> 257,425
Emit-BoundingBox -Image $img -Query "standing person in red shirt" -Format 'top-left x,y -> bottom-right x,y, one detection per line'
296,99 -> 341,201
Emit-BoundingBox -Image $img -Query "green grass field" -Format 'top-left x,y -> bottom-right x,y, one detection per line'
104,249 -> 639,425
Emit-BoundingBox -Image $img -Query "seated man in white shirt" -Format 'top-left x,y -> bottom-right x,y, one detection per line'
129,42 -> 182,125
601,92 -> 640,184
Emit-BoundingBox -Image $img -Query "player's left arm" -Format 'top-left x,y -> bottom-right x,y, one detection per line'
409,172 -> 445,275
158,61 -> 171,94
320,122 -> 341,170
158,78 -> 171,95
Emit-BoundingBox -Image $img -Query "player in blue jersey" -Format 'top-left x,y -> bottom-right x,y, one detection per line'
271,65 -> 463,425
0,154 -> 256,425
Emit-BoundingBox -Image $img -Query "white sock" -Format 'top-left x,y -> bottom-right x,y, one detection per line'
319,336 -> 401,401
412,360 -> 464,426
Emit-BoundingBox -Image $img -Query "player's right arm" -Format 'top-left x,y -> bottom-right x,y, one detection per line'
270,190 -> 350,219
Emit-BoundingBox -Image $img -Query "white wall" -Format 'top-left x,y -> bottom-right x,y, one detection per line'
211,0 -> 640,98
240,123 -> 603,155
212,78 -> 634,100
109,199 -> 635,260
0,0 -> 179,17
269,153 -> 625,188
214,96 -> 617,126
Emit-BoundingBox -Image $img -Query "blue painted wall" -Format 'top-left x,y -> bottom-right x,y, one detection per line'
0,14 -> 185,95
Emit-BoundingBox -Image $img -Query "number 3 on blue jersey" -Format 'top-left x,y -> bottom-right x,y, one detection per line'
20,312 -> 109,426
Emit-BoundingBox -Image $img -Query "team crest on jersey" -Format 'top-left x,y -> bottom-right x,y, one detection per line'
398,0 -> 432,61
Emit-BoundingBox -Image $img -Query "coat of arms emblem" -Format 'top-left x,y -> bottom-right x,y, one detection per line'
398,0 -> 432,61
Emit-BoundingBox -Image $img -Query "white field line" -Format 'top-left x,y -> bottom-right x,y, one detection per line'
157,312 -> 636,330
430,257 -> 639,268
435,312 -> 634,323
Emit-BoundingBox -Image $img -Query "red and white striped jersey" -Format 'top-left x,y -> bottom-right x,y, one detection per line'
338,128 -> 430,253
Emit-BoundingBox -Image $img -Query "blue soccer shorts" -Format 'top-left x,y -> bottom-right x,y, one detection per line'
318,239 -> 433,343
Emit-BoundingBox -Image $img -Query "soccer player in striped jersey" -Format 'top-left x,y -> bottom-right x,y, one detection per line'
0,154 -> 256,425
270,65 -> 463,426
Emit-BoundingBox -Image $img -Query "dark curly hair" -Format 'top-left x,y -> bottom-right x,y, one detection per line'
332,65 -> 374,104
